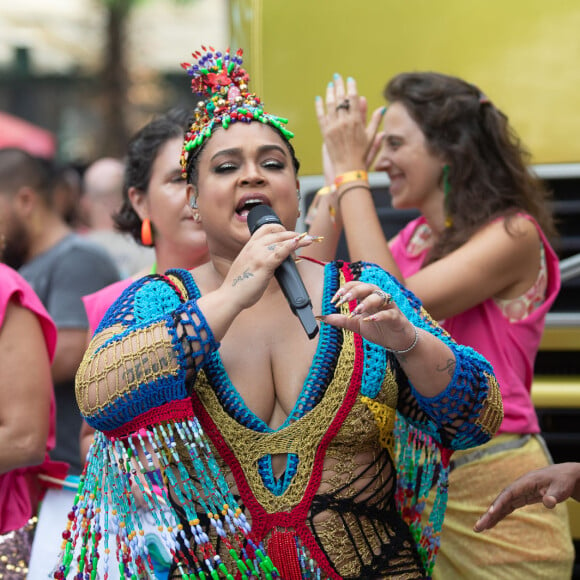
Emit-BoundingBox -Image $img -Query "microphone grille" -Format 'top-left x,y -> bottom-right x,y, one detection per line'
247,204 -> 281,234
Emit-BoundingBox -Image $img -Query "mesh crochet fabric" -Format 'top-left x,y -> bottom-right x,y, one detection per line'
64,263 -> 502,579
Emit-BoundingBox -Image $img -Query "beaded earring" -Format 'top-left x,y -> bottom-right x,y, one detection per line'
141,218 -> 154,246
443,164 -> 453,228
189,196 -> 202,222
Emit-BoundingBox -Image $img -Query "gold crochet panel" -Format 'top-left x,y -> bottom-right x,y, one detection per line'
475,372 -> 504,436
76,321 -> 180,417
194,328 -> 360,513
361,395 -> 397,460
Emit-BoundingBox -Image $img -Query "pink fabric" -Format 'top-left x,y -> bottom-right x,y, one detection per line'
0,264 -> 66,534
82,278 -> 133,335
390,215 -> 560,435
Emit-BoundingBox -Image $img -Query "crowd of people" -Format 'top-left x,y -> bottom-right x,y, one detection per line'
0,45 -> 575,579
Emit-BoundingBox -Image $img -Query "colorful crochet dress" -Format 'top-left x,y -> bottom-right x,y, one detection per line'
62,260 -> 502,580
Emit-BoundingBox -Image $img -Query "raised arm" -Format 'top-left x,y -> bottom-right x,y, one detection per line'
308,75 -> 399,272
77,226 -> 315,431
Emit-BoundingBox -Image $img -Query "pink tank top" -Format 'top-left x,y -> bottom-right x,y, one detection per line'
83,278 -> 133,335
390,215 -> 560,435
0,264 -> 65,533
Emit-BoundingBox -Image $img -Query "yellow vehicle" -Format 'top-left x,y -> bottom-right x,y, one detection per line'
230,0 -> 580,571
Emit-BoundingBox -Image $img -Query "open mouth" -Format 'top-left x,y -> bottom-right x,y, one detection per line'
236,196 -> 270,217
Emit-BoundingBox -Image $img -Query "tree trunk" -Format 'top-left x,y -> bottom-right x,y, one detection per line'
101,0 -> 132,157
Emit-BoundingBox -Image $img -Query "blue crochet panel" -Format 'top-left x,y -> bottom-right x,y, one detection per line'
359,262 -> 495,451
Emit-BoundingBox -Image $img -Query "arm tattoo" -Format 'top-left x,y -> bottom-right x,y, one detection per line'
436,358 -> 457,377
123,354 -> 170,383
232,269 -> 254,287
267,243 -> 277,251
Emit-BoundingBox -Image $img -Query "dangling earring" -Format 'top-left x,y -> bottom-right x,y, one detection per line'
189,196 -> 201,223
141,218 -> 154,246
442,164 -> 453,228
296,188 -> 302,217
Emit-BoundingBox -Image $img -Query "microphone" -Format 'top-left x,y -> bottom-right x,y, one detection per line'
247,205 -> 319,339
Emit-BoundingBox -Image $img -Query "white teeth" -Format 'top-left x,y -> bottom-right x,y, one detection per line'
237,198 -> 265,215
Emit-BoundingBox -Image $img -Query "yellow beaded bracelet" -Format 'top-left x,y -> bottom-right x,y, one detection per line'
334,170 -> 368,188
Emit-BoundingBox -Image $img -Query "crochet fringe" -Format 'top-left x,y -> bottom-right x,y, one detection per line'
394,412 -> 450,578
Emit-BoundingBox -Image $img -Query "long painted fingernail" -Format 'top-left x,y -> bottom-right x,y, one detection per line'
336,292 -> 352,305
362,314 -> 377,322
351,304 -> 364,316
294,232 -> 308,242
381,106 -> 388,115
314,315 -> 326,321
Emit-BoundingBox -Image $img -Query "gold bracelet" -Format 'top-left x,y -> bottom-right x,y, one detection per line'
334,170 -> 368,188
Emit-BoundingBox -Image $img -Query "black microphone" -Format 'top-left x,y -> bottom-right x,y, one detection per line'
247,205 -> 319,339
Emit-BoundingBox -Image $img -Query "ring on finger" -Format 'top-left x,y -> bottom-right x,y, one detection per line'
372,289 -> 392,307
335,99 -> 350,112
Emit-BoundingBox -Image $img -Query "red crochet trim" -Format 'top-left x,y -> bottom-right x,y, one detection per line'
103,398 -> 195,439
192,262 -> 362,579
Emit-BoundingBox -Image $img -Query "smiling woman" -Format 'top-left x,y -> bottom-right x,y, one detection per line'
57,48 -> 503,580
309,71 -> 574,578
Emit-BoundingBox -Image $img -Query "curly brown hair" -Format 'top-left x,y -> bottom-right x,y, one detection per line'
384,72 -> 556,263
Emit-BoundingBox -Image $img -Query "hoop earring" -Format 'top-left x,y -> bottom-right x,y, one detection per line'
443,164 -> 453,228
141,218 -> 154,246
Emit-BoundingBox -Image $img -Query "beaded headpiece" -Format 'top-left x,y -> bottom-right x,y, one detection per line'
180,47 -> 294,177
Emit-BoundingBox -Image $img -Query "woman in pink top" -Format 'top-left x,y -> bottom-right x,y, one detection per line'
309,72 -> 573,577
0,262 -> 65,575
83,108 -> 209,336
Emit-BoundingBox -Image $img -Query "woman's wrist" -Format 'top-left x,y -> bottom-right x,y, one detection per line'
304,184 -> 340,227
337,182 -> 372,206
388,326 -> 419,355
334,170 -> 368,188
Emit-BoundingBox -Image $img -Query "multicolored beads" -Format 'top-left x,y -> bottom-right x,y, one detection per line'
179,47 -> 294,177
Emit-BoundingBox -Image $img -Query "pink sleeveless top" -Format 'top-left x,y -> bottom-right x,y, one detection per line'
83,278 -> 133,335
0,264 -> 65,533
390,215 -> 560,435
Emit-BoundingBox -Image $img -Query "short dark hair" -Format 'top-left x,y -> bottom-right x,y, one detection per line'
113,108 -> 191,244
0,148 -> 56,201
